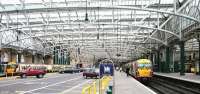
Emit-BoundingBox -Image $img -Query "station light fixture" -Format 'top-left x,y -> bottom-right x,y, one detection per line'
197,34 -> 200,42
116,53 -> 121,57
85,0 -> 89,22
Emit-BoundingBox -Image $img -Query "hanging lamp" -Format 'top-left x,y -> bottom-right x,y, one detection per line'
85,0 -> 89,22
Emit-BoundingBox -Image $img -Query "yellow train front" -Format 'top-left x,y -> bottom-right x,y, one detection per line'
132,59 -> 153,81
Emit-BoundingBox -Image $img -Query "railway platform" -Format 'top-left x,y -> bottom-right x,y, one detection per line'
114,71 -> 156,94
154,72 -> 200,84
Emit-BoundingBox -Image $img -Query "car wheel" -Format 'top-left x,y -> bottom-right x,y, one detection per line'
60,71 -> 64,74
37,74 -> 43,78
21,74 -> 27,78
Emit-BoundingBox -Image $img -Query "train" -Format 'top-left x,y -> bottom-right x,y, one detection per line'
124,59 -> 153,81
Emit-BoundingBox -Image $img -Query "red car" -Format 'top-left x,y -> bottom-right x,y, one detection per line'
19,67 -> 46,78
83,69 -> 99,79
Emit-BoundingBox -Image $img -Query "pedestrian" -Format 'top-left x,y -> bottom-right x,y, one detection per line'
126,68 -> 130,77
120,67 -> 122,72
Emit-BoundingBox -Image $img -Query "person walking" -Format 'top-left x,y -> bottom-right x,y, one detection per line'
126,68 -> 130,77
119,67 -> 122,72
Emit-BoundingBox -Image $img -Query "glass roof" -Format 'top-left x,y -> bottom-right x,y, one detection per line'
0,0 -> 192,60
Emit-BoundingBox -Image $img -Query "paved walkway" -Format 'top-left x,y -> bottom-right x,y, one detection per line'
114,71 -> 156,94
154,72 -> 200,84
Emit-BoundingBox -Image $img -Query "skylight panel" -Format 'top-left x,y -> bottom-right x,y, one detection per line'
24,0 -> 43,4
0,0 -> 20,4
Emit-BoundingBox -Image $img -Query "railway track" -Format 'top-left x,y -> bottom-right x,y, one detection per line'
144,76 -> 200,94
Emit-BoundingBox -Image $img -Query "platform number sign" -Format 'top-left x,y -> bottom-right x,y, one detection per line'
100,63 -> 114,77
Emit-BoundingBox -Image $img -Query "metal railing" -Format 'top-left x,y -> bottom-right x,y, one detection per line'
82,76 -> 112,94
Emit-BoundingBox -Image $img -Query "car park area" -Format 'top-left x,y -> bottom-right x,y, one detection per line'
0,73 -> 91,94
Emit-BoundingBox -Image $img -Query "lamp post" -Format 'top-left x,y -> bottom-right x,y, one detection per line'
85,0 -> 89,22
17,50 -> 22,64
197,34 -> 200,75
32,51 -> 36,64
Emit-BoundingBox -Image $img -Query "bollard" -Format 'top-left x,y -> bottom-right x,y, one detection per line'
106,85 -> 112,94
106,89 -> 112,94
108,86 -> 112,91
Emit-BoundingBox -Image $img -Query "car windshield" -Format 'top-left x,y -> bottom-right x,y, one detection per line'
85,69 -> 94,72
95,69 -> 99,73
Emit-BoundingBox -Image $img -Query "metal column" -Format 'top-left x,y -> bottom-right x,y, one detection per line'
53,47 -> 56,64
32,54 -> 35,64
17,53 -> 21,63
198,40 -> 200,75
60,50 -> 62,65
157,50 -> 161,72
165,46 -> 170,73
58,49 -> 61,65
61,50 -> 64,65
180,41 -> 185,75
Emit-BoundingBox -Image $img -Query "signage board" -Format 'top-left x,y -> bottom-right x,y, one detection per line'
99,63 -> 114,77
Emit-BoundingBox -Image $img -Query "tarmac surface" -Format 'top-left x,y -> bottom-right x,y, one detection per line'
0,73 -> 92,94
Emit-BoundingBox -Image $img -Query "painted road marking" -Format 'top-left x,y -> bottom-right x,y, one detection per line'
0,73 -> 62,83
22,77 -> 82,93
0,74 -> 69,87
59,80 -> 91,94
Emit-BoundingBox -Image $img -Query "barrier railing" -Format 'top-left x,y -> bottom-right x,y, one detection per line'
82,76 -> 112,94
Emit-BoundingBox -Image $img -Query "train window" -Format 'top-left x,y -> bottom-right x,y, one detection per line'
138,64 -> 151,68
138,64 -> 145,68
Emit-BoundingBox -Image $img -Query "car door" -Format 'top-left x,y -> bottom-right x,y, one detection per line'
26,68 -> 34,76
31,69 -> 40,76
88,70 -> 94,77
64,68 -> 71,73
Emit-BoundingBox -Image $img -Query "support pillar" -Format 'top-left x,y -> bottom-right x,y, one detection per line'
59,49 -> 61,65
198,40 -> 200,75
61,51 -> 64,65
32,55 -> 35,64
17,53 -> 21,63
180,41 -> 185,75
157,51 -> 161,72
53,47 -> 56,64
165,46 -> 170,73
67,54 -> 70,65
153,53 -> 157,71
150,53 -> 153,63
58,49 -> 61,65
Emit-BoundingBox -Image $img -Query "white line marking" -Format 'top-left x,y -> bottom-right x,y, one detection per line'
59,80 -> 91,94
0,74 -> 68,87
131,78 -> 157,94
22,77 -> 82,93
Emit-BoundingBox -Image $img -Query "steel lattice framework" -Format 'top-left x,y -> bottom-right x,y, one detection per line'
0,0 -> 199,61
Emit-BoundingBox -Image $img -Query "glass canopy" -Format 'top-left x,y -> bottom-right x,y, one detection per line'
0,0 -> 198,60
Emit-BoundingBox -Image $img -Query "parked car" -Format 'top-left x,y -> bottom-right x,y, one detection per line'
59,67 -> 80,74
83,69 -> 99,79
79,68 -> 93,72
19,67 -> 46,78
